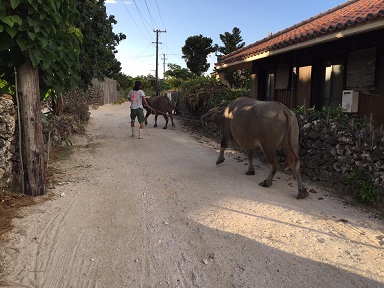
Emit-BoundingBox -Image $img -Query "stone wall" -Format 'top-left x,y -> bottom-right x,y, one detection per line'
0,96 -> 16,190
298,118 -> 384,208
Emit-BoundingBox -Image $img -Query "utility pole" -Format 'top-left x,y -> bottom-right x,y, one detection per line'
162,54 -> 167,77
153,29 -> 166,96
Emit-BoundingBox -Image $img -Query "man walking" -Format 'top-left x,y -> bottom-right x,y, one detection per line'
128,81 -> 151,139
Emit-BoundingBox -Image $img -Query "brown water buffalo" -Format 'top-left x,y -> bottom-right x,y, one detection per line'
144,96 -> 178,129
201,97 -> 308,199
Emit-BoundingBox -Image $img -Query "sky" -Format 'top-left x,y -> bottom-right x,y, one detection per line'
105,0 -> 347,78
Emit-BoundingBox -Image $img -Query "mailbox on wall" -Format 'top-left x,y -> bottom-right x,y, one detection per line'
342,90 -> 359,113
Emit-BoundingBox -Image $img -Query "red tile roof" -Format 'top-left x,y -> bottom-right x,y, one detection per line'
217,0 -> 384,66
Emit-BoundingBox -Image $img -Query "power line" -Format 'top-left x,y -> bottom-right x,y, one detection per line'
132,0 -> 153,36
119,0 -> 152,42
155,0 -> 166,30
143,0 -> 158,28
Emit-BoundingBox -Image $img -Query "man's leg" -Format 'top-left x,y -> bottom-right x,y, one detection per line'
130,109 -> 136,137
138,108 -> 145,139
139,122 -> 144,139
131,120 -> 135,137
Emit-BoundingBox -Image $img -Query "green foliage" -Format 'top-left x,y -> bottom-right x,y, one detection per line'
345,170 -> 379,203
0,0 -> 82,97
215,27 -> 248,89
0,0 -> 125,100
293,105 -> 368,130
178,77 -> 248,117
57,136 -> 73,147
164,63 -> 194,91
182,35 -> 216,76
75,0 -> 125,89
0,78 -> 14,95
114,72 -> 134,93
216,27 -> 245,55
164,63 -> 194,80
222,69 -> 250,89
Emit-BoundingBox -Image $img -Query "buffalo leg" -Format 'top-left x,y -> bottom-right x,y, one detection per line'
259,147 -> 278,187
144,110 -> 150,125
163,114 -> 168,129
170,114 -> 175,127
291,159 -> 309,199
245,150 -> 255,175
154,114 -> 158,127
216,137 -> 229,165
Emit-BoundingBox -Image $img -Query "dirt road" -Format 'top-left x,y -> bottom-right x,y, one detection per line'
1,102 -> 384,288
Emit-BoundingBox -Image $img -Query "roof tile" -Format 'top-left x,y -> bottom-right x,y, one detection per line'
217,0 -> 384,66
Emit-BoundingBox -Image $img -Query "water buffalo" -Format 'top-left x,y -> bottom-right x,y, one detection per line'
144,96 -> 178,129
201,97 -> 308,199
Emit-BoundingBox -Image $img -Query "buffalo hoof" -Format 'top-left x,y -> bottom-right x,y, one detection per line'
245,170 -> 255,175
153,124 -> 157,127
296,187 -> 309,199
163,126 -> 167,129
216,158 -> 225,165
172,124 -> 176,127
145,121 -> 148,125
259,180 -> 271,187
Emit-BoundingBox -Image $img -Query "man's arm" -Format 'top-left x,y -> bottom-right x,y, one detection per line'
142,96 -> 150,108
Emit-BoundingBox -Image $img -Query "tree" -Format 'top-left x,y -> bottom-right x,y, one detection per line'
75,0 -> 126,89
216,27 -> 248,89
114,72 -> 134,93
0,0 -> 81,196
163,63 -> 194,90
216,27 -> 245,55
182,35 -> 216,76
164,63 -> 193,80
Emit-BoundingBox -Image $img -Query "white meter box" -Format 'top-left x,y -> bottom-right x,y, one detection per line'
342,90 -> 359,113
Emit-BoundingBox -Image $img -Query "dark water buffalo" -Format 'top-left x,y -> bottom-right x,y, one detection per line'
201,97 -> 308,199
144,96 -> 178,129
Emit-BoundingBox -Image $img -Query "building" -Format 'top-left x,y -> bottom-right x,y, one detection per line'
215,0 -> 384,124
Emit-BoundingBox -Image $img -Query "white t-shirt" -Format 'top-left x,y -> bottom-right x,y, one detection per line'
128,89 -> 145,109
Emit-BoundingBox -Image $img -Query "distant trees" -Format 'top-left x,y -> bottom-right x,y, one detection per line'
181,35 -> 216,76
163,64 -> 194,90
178,28 -> 248,89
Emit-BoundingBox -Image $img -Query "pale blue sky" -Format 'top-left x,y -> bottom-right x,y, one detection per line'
105,0 -> 347,78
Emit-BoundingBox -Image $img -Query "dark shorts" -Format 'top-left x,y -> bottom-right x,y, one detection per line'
130,108 -> 145,123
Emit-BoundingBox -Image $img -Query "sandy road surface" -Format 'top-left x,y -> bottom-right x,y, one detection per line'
1,102 -> 384,288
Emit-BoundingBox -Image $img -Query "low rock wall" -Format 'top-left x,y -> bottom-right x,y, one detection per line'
298,118 -> 384,208
0,96 -> 16,190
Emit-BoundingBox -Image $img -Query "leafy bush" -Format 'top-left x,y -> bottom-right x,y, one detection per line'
345,170 -> 379,203
178,77 -> 249,118
293,105 -> 369,130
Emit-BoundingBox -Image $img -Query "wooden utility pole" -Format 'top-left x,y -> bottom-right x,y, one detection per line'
153,29 -> 166,96
162,54 -> 167,76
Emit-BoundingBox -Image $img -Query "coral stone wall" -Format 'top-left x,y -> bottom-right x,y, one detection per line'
0,96 -> 16,189
298,119 -> 384,208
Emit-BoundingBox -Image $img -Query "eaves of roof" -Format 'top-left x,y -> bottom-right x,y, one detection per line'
216,0 -> 384,69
